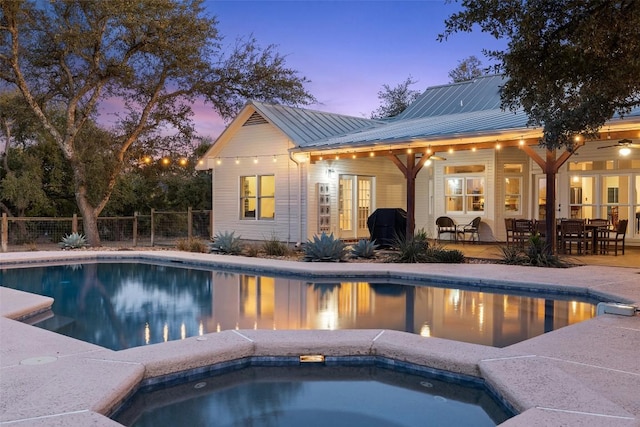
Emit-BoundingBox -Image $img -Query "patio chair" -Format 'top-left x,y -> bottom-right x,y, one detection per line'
513,219 -> 533,248
504,218 -> 515,246
458,216 -> 481,243
599,219 -> 628,256
559,219 -> 589,255
436,216 -> 457,242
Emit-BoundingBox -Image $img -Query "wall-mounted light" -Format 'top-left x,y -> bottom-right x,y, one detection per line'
273,155 -> 277,162
253,156 -> 258,164
235,157 -> 239,164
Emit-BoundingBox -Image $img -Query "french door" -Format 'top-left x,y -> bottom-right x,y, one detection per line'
339,175 -> 374,239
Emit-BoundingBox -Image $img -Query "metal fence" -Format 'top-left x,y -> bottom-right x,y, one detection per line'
0,208 -> 212,252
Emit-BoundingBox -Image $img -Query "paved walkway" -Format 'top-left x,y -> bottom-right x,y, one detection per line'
1,250 -> 639,427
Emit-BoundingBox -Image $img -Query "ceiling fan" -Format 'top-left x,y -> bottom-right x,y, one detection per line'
597,138 -> 640,155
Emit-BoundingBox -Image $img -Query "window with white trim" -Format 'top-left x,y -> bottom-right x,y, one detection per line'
240,175 -> 275,220
504,164 -> 523,214
444,165 -> 485,214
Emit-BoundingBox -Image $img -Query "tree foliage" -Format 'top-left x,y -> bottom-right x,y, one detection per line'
448,55 -> 486,83
0,0 -> 314,245
439,0 -> 640,149
371,76 -> 421,119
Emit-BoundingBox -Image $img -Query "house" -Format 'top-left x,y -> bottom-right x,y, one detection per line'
198,75 -> 640,246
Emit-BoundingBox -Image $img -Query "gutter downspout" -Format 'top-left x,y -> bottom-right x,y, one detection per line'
289,151 -> 303,247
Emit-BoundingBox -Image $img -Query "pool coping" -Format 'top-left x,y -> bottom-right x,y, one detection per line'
1,250 -> 639,426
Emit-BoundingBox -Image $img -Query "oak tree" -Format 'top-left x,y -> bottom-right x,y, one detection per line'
1,0 -> 315,245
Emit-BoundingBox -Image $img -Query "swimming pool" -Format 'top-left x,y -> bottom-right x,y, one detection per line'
112,359 -> 515,427
0,261 -> 598,350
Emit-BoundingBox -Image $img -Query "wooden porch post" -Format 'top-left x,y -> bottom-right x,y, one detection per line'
387,153 -> 432,240
521,144 -> 579,253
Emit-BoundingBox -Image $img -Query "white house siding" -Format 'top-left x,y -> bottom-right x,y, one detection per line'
432,149 -> 497,242
306,156 -> 406,241
209,123 -> 303,243
414,163 -> 433,235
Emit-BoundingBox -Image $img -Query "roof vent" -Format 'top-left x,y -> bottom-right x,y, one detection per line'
243,112 -> 268,126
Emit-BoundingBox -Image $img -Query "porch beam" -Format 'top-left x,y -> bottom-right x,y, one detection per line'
306,128 -> 638,163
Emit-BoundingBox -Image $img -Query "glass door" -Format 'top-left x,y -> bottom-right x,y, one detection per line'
357,177 -> 373,237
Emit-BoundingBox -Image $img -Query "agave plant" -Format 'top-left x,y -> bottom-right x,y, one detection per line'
350,239 -> 378,259
303,232 -> 348,262
210,231 -> 243,255
59,232 -> 87,250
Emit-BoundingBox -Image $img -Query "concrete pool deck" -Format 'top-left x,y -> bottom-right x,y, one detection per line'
1,250 -> 639,426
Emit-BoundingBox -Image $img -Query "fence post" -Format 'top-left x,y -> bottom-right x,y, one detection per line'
133,211 -> 138,247
1,213 -> 7,253
72,214 -> 78,234
150,208 -> 155,247
187,207 -> 193,240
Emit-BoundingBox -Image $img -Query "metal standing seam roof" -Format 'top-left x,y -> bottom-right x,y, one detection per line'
300,108 -> 532,150
249,100 -> 384,147
395,74 -> 507,120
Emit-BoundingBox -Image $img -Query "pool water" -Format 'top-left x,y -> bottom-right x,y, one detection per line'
0,261 -> 597,350
112,364 -> 513,427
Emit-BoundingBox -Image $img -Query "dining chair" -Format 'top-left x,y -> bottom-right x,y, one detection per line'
560,219 -> 588,255
599,219 -> 628,256
513,219 -> 533,248
504,218 -> 515,246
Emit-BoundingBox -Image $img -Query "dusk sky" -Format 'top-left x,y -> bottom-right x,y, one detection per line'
192,1 -> 507,138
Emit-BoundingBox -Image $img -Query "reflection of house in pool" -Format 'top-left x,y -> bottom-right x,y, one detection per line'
198,74 -> 640,247
203,272 -> 595,348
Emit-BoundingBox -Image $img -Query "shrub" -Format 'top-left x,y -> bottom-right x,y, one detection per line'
499,233 -> 570,268
350,239 -> 378,259
59,232 -> 87,250
210,231 -> 243,255
393,231 -> 429,263
244,243 -> 260,257
176,238 -> 208,253
262,233 -> 290,257
425,245 -> 466,263
303,232 -> 348,262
